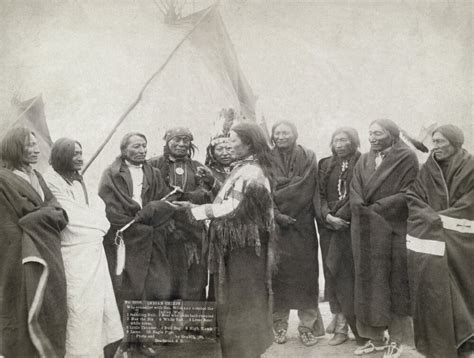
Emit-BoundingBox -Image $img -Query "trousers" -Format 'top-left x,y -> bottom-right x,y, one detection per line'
356,315 -> 412,344
273,308 -> 323,333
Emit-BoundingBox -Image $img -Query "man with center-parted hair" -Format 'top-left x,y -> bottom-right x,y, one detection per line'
350,119 -> 427,358
0,127 -> 68,358
406,125 -> 474,358
270,120 -> 324,347
44,138 -> 123,357
99,132 -> 176,355
318,127 -> 364,347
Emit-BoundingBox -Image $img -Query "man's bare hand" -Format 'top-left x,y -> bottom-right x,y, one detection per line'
172,201 -> 197,210
326,214 -> 349,230
276,214 -> 297,228
196,166 -> 216,186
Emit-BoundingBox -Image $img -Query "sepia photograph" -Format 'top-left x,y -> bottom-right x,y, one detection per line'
0,0 -> 472,357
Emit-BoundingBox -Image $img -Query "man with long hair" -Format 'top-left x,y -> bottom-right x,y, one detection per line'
204,133 -> 233,187
149,127 -> 209,301
406,125 -> 474,358
270,120 -> 324,347
175,121 -> 275,358
44,138 -> 123,357
203,131 -> 233,301
318,127 -> 364,346
0,127 -> 68,357
99,132 -> 175,356
350,119 -> 424,358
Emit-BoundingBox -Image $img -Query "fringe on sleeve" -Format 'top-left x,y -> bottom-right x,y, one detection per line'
207,179 -> 274,268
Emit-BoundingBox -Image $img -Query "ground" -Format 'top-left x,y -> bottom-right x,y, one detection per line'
121,301 -> 425,358
263,301 -> 423,358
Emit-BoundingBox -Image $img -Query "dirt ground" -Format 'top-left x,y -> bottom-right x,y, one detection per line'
123,301 -> 424,358
262,301 -> 424,358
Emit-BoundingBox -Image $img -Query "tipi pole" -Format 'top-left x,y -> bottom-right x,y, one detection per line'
7,95 -> 41,130
82,4 -> 216,174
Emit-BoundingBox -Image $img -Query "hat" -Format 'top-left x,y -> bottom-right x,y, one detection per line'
433,124 -> 464,148
163,127 -> 193,143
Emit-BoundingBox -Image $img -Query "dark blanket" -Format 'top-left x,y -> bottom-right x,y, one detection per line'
208,164 -> 229,188
149,155 -> 211,204
318,152 -> 360,323
271,145 -> 320,310
350,141 -> 418,327
406,149 -> 474,358
0,168 -> 68,358
99,159 -> 174,309
149,155 -> 209,301
319,152 -> 360,222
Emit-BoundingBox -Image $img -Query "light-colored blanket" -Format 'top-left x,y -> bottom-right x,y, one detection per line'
44,168 -> 123,357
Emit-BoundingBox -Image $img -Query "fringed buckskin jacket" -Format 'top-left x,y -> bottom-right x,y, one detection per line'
189,156 -> 274,268
187,155 -> 275,358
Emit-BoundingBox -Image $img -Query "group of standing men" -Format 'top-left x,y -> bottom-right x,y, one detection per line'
270,119 -> 473,358
0,115 -> 472,358
0,120 -> 276,358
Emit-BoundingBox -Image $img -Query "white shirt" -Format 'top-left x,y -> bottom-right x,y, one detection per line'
125,160 -> 143,208
69,180 -> 88,206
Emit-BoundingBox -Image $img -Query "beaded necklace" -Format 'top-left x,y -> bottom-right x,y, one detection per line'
337,160 -> 349,200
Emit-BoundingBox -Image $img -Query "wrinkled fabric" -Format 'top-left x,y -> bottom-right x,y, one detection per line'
350,141 -> 418,327
208,164 -> 230,188
318,151 -> 360,331
271,145 -> 320,310
190,158 -> 274,358
44,168 -> 123,357
406,149 -> 474,358
0,168 -> 68,358
149,155 -> 208,301
99,158 -> 174,311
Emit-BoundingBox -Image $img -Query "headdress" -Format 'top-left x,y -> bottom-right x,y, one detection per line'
210,108 -> 236,146
205,108 -> 235,167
